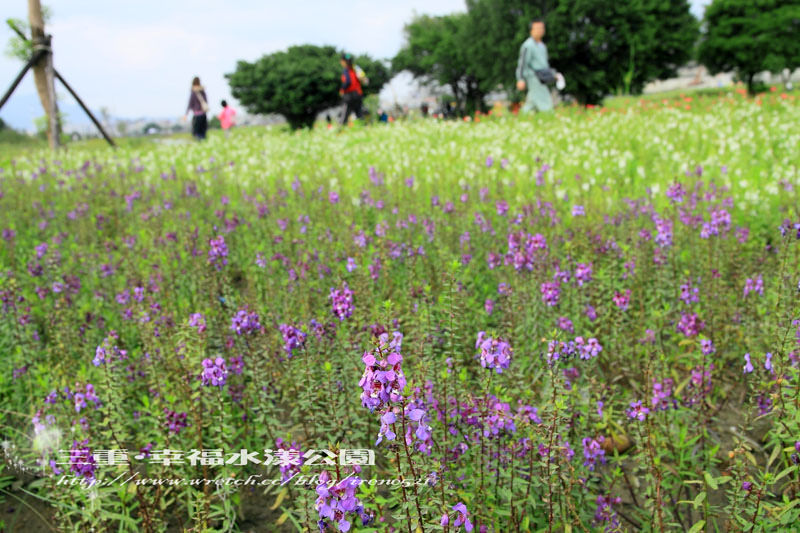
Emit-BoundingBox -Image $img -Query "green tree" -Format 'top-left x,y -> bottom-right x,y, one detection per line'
392,13 -> 485,114
459,0 -> 698,106
463,0 -> 551,98
698,0 -> 800,96
227,45 -> 389,129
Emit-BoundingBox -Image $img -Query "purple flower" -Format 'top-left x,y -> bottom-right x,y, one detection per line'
35,242 -> 48,259
612,289 -> 631,311
346,257 -> 357,272
653,215 -> 673,247
359,332 -> 406,414
200,357 -> 228,387
677,312 -> 704,337
207,235 -> 228,270
577,337 -> 603,360
575,262 -> 593,286
328,191 -> 339,204
700,339 -> 715,355
680,283 -> 700,305
540,281 -> 560,307
330,283 -> 354,320
484,298 -> 494,315
451,502 -> 474,532
666,182 -> 686,203
627,400 -> 649,421
230,308 -> 260,335
757,393 -> 773,415
475,332 -> 513,373
651,378 -> 677,411
684,364 -> 714,406
572,205 -> 585,216
188,313 -> 206,333
743,275 -> 764,298
314,469 -> 372,532
743,353 -> 754,374
279,323 -> 307,358
557,316 -> 574,334
229,355 -> 244,374
163,408 -> 189,434
582,436 -> 606,471
69,439 -> 97,481
275,438 -> 304,482
594,495 -> 622,531
404,404 -> 434,455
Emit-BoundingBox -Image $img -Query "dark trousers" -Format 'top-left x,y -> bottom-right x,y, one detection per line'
192,113 -> 208,140
341,92 -> 364,125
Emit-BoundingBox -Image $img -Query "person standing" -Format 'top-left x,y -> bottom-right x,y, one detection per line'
339,53 -> 364,125
185,77 -> 209,140
515,20 -> 557,113
218,100 -> 236,138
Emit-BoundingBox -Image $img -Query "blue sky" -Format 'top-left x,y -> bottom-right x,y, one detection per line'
1,0 -> 711,130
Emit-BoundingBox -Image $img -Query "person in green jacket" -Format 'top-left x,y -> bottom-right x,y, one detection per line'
516,19 -> 555,113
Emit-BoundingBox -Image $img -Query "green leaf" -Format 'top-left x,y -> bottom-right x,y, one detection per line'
688,520 -> 706,533
704,472 -> 718,490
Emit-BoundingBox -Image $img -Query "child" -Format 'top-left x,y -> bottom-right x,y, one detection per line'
218,100 -> 236,138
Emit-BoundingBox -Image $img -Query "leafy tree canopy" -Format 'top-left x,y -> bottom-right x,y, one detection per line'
698,0 -> 800,95
227,45 -> 389,129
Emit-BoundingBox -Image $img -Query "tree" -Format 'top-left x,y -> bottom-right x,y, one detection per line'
227,45 -> 389,129
698,0 -> 800,96
392,13 -> 485,114
464,0 -> 552,97
27,0 -> 60,147
458,0 -> 698,106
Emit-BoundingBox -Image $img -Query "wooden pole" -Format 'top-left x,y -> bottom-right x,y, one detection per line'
54,72 -> 116,147
7,20 -> 116,147
28,0 -> 59,149
0,50 -> 44,111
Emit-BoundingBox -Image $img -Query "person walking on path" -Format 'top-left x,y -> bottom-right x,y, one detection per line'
218,100 -> 236,138
185,77 -> 209,140
339,53 -> 364,125
515,20 -> 558,113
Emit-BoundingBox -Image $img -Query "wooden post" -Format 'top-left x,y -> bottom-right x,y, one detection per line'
43,35 -> 59,149
29,0 -> 60,149
7,19 -> 116,148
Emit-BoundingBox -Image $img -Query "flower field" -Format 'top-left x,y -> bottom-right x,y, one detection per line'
1,91 -> 799,532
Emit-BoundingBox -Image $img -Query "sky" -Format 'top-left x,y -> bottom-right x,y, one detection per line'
0,0 -> 712,130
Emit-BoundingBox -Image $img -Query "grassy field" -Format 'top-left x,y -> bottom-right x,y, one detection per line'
0,90 -> 799,532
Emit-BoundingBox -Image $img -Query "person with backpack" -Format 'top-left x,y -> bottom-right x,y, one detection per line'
185,76 -> 209,140
339,53 -> 365,125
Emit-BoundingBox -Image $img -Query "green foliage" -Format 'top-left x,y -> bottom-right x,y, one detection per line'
548,0 -> 699,104
5,7 -> 53,62
227,44 -> 389,129
0,93 -> 798,531
698,0 -> 800,96
392,13 -> 484,113
0,121 -> 32,145
463,0 -> 548,96
395,0 -> 699,107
